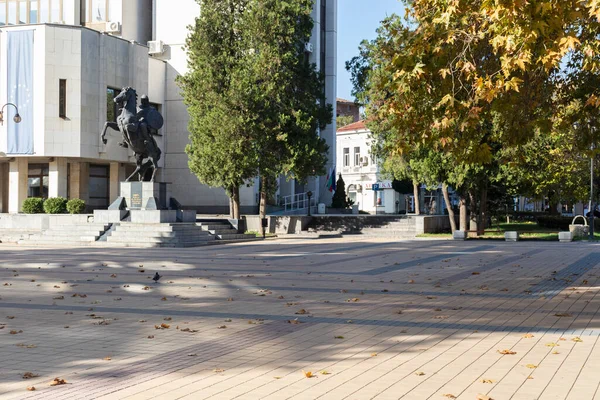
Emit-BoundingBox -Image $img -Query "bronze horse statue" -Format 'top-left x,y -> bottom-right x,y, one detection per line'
101,87 -> 163,182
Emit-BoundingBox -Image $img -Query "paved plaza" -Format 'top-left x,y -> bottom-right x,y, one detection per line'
0,238 -> 599,399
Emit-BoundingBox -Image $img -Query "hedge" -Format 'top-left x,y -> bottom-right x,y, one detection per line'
66,199 -> 86,214
22,198 -> 44,214
536,216 -> 600,231
43,197 -> 68,214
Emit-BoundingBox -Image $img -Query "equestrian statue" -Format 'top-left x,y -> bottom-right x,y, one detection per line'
101,87 -> 163,182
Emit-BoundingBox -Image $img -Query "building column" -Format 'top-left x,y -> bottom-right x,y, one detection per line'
49,158 -> 68,198
109,162 -> 125,203
8,158 -> 28,213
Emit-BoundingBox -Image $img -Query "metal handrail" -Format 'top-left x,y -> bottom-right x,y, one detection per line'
282,192 -> 317,213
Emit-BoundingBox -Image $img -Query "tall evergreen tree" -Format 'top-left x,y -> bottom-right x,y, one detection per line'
178,0 -> 256,219
181,0 -> 332,228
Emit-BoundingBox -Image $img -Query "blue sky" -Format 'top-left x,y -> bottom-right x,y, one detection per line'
337,0 -> 405,101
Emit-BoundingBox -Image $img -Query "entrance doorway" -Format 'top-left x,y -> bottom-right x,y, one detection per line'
88,164 -> 109,210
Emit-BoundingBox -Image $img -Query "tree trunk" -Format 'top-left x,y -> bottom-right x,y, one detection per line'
229,194 -> 234,219
231,185 -> 240,220
459,196 -> 467,232
442,183 -> 457,232
413,181 -> 421,215
259,176 -> 267,236
469,190 -> 478,236
478,184 -> 488,235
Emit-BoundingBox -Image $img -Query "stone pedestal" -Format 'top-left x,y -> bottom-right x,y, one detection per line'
94,181 -> 195,223
119,181 -> 169,210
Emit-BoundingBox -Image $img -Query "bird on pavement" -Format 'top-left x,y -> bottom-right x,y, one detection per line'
152,272 -> 161,283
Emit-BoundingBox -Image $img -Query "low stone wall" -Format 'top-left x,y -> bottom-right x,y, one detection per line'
244,216 -> 312,234
414,215 -> 457,234
0,213 -> 93,230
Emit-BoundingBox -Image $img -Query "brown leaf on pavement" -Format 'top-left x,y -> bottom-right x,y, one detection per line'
554,312 -> 572,317
6,316 -> 15,319
497,349 -> 516,355
10,330 -> 22,335
443,395 -> 457,399
26,386 -> 35,391
213,368 -> 225,373
302,370 -> 314,378
415,371 -> 425,376
22,372 -> 39,379
16,343 -> 36,348
480,379 -> 495,384
49,378 -> 67,386
525,364 -> 537,369
476,394 -> 493,400
287,319 -> 302,324
572,337 -> 583,342
346,298 -> 360,302
522,333 -> 534,338
53,296 -> 64,300
295,309 -> 309,315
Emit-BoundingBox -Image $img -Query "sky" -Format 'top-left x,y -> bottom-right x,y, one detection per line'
337,0 -> 405,102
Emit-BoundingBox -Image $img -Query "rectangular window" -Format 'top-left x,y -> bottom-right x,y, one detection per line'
108,0 -> 120,22
8,0 -> 16,24
40,0 -> 49,23
106,87 -> 119,122
50,0 -> 60,22
59,79 -> 67,118
0,1 -> 6,26
354,146 -> 360,166
91,0 -> 105,21
28,164 -> 49,199
343,148 -> 350,167
30,0 -> 38,23
18,0 -> 25,23
88,164 -> 109,209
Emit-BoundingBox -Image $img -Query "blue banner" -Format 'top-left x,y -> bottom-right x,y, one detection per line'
7,30 -> 34,155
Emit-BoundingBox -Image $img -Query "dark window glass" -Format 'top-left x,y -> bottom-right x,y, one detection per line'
59,79 -> 67,118
28,164 -> 49,199
107,87 -> 119,122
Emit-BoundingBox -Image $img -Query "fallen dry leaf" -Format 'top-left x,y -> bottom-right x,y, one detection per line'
371,353 -> 378,357
476,394 -> 493,400
213,368 -> 225,373
22,372 -> 39,379
415,371 -> 425,376
497,349 -> 516,355
53,296 -> 64,300
103,357 -> 111,361
554,312 -> 572,317
110,274 -> 117,278
161,297 -> 167,301
320,370 -> 331,375
49,377 -> 67,386
10,330 -> 23,335
443,395 -> 457,399
15,343 -> 36,349
572,337 -> 583,342
6,316 -> 15,319
218,325 -> 227,329
525,364 -> 537,369
346,298 -> 360,302
545,343 -> 559,347
480,379 -> 495,384
522,333 -> 534,338
472,272 -> 480,275
26,386 -> 35,391
302,370 -> 313,378
287,319 -> 302,324
147,335 -> 154,339
407,280 -> 415,284
295,309 -> 309,315
334,336 -> 344,339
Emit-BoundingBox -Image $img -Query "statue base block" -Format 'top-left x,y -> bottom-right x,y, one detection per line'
93,181 -> 195,224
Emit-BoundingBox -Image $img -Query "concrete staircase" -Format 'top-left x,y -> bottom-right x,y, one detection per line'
196,219 -> 258,242
15,219 -> 260,247
18,223 -> 111,245
307,215 -> 417,239
105,223 -> 215,247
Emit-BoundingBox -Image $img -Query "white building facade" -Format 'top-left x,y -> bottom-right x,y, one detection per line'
336,120 -> 448,215
0,0 -> 337,214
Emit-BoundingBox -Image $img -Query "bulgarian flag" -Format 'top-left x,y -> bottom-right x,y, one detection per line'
326,167 -> 336,192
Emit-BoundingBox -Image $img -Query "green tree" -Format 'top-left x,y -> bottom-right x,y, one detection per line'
179,0 -> 257,219
241,0 -> 333,231
337,115 -> 355,129
331,175 -> 353,209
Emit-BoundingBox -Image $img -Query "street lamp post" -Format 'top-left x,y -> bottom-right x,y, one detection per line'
0,103 -> 22,125
590,145 -> 595,239
307,191 -> 313,216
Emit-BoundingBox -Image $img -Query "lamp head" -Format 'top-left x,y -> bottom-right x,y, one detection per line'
13,113 -> 21,123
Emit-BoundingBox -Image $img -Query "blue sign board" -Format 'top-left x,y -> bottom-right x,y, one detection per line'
372,184 -> 380,191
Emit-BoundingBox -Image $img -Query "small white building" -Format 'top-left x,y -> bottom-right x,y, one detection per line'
336,120 -> 403,214
336,120 -> 448,215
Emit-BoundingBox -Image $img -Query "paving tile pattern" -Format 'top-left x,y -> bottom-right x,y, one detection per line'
0,239 -> 599,399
